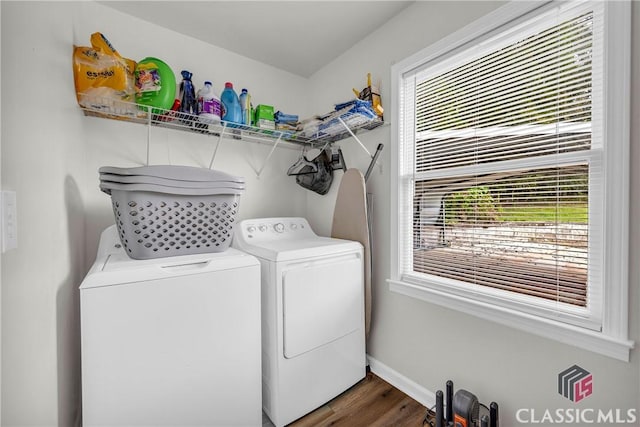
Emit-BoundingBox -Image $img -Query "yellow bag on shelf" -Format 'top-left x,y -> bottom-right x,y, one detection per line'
73,32 -> 137,115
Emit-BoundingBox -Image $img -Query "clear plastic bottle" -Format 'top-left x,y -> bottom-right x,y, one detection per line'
220,82 -> 242,125
197,81 -> 222,124
239,88 -> 252,126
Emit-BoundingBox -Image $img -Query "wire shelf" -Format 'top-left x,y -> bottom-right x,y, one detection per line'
78,94 -> 385,147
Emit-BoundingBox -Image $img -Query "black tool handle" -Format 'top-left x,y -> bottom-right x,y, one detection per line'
445,380 -> 453,423
435,390 -> 444,427
490,402 -> 499,427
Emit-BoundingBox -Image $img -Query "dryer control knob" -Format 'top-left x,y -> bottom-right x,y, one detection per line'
290,223 -> 298,230
274,223 -> 285,233
247,226 -> 256,233
259,225 -> 267,232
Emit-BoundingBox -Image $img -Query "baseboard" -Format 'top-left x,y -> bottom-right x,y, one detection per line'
367,355 -> 436,409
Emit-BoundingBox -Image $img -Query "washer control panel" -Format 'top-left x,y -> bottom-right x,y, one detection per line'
236,217 -> 316,243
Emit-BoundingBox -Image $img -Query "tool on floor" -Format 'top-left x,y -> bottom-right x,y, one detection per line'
424,380 -> 499,427
453,389 -> 479,427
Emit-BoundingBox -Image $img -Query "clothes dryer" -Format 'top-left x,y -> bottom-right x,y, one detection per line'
233,217 -> 366,427
80,225 -> 262,427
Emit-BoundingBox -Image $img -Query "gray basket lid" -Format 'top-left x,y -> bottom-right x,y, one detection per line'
100,181 -> 244,196
99,165 -> 245,183
100,173 -> 245,189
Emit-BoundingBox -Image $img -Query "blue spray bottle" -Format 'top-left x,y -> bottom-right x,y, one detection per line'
178,70 -> 197,124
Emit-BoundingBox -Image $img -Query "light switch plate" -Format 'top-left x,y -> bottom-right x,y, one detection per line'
2,190 -> 18,252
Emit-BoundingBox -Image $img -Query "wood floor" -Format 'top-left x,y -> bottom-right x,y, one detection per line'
281,372 -> 427,427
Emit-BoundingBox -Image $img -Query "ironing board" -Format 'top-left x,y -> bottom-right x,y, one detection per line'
331,168 -> 371,338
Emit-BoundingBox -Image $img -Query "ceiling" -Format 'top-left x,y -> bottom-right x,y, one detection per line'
99,1 -> 414,78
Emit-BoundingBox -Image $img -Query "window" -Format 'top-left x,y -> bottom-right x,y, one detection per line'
389,1 -> 633,360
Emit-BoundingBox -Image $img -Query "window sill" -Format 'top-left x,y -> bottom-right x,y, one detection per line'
388,279 -> 634,361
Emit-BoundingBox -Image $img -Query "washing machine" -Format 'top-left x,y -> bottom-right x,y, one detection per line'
233,217 -> 366,427
80,225 -> 262,427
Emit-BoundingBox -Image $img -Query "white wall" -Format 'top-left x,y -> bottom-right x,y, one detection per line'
1,1 -> 308,426
307,1 -> 640,426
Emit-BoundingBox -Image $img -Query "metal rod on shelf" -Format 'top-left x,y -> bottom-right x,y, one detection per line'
208,122 -> 227,169
337,117 -> 372,157
320,141 -> 331,153
256,132 -> 284,178
338,116 -> 382,174
146,107 -> 152,165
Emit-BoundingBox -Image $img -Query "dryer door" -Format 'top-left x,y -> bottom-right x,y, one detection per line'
282,251 -> 363,359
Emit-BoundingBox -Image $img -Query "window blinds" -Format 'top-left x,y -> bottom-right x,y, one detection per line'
400,3 -> 603,322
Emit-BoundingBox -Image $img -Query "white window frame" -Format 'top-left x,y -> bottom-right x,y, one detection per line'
388,0 -> 633,361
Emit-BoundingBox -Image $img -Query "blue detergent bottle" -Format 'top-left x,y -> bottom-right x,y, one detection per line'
220,82 -> 242,125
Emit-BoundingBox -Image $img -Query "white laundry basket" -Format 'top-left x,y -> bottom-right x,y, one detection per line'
99,166 -> 245,259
